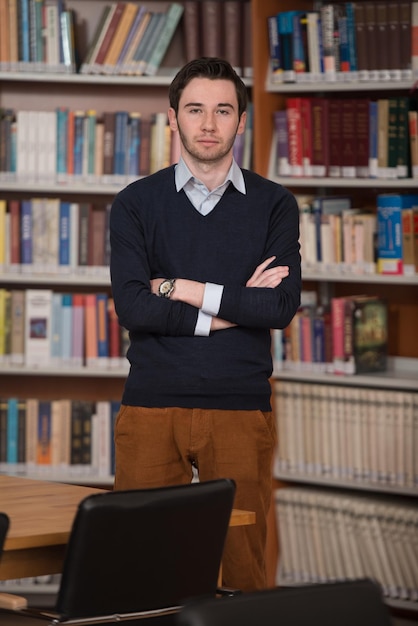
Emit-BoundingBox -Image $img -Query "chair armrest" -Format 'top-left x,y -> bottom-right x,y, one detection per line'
216,587 -> 242,597
0,592 -> 28,610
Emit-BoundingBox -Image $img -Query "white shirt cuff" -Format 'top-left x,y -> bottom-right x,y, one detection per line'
201,282 -> 223,316
195,310 -> 212,336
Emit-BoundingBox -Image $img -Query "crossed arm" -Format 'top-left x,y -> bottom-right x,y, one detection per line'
150,256 -> 289,331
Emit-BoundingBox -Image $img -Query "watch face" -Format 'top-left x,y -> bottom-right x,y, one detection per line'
160,281 -> 172,295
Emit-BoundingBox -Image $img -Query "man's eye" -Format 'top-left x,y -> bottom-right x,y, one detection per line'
217,109 -> 230,115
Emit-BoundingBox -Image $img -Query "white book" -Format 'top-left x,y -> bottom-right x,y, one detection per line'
25,289 -> 53,367
403,391 -> 415,488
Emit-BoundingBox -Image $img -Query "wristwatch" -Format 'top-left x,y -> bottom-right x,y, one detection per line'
158,278 -> 176,299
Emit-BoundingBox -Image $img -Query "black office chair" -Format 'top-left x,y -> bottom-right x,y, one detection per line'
0,478 -> 236,625
0,512 -> 9,554
177,578 -> 394,626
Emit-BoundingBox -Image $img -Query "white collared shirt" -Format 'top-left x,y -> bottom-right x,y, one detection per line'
174,158 -> 246,335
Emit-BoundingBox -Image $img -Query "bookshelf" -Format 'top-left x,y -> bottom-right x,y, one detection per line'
0,0 -> 253,490
251,0 -> 418,612
1,0 -> 417,609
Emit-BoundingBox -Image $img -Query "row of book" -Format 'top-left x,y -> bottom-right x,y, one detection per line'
273,96 -> 418,181
0,397 -> 119,478
273,292 -> 388,376
0,0 -> 253,78
0,288 -> 129,370
275,487 -> 418,602
296,193 -> 418,276
274,380 -> 418,489
0,105 -> 253,184
80,2 -> 184,77
0,199 -> 112,273
268,2 -> 416,84
0,0 -> 77,74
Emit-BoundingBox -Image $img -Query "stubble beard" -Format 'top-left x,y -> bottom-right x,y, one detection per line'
177,126 -> 238,165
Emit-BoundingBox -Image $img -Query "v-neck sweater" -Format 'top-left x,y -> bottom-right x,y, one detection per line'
110,165 -> 301,411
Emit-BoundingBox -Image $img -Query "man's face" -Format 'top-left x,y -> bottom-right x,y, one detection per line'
168,77 -> 246,164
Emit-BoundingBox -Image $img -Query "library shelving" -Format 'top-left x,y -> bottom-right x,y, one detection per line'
252,0 -> 418,612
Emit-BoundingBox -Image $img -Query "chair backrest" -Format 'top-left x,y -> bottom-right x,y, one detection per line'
0,513 -> 9,554
56,479 -> 236,620
177,579 -> 393,626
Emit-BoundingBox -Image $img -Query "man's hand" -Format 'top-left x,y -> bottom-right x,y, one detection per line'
246,256 -> 289,288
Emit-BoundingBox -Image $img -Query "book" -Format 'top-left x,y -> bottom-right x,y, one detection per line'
201,0 -> 222,57
399,1 -> 412,78
268,13 -> 283,82
113,5 -> 148,74
311,98 -> 329,177
408,109 -> 418,179
37,400 -> 52,465
25,289 -> 53,367
355,98 -> 370,178
341,99 -> 356,178
10,289 -> 25,365
96,292 -> 109,364
320,4 -> 336,77
223,1 -> 243,75
102,2 -> 139,74
286,98 -> 304,177
182,0 -> 200,63
61,293 -> 73,365
121,9 -> 152,75
80,4 -> 113,73
376,1 -> 390,81
145,3 -> 184,76
102,111 -> 116,178
71,293 -> 84,367
376,193 -> 413,274
350,296 -> 388,374
84,293 -> 98,367
274,109 -> 291,177
92,2 -> 126,74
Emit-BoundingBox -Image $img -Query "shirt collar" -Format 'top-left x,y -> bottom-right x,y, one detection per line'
174,157 -> 246,195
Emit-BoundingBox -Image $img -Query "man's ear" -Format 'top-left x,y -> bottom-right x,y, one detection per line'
168,107 -> 178,132
237,110 -> 247,136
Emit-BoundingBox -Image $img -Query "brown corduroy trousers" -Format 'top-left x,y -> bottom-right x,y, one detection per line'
113,406 -> 276,592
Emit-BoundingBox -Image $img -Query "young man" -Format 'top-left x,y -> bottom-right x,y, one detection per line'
110,57 -> 301,592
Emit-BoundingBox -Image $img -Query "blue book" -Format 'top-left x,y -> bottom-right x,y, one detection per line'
19,0 -> 31,63
20,199 -> 33,266
61,293 -> 73,364
59,201 -> 71,267
292,12 -> 306,73
113,111 -> 129,175
376,194 -> 404,274
277,11 -> 294,74
56,107 -> 69,175
73,111 -> 85,176
338,15 -> 350,72
115,5 -> 147,69
6,398 -> 18,464
267,14 -> 282,79
96,292 -> 109,360
345,2 -> 357,72
126,113 -> 141,176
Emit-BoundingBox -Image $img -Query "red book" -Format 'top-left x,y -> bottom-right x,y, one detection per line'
331,296 -> 345,375
84,293 -> 98,367
300,97 -> 312,176
328,99 -> 342,178
355,98 -> 370,178
183,1 -> 201,62
286,97 -> 304,177
92,2 -> 126,69
201,1 -> 222,57
9,199 -> 20,265
341,99 -> 356,179
311,97 -> 329,177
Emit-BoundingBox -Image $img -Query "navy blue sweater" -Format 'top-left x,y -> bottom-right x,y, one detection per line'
110,165 -> 301,411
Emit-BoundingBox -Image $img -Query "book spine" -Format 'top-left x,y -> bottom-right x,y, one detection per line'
376,194 -> 403,274
145,3 -> 184,77
182,1 -> 200,62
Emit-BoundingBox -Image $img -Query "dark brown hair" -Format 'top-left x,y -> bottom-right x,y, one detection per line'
169,57 -> 248,118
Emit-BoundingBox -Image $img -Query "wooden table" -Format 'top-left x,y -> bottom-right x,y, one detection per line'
0,475 -> 256,581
